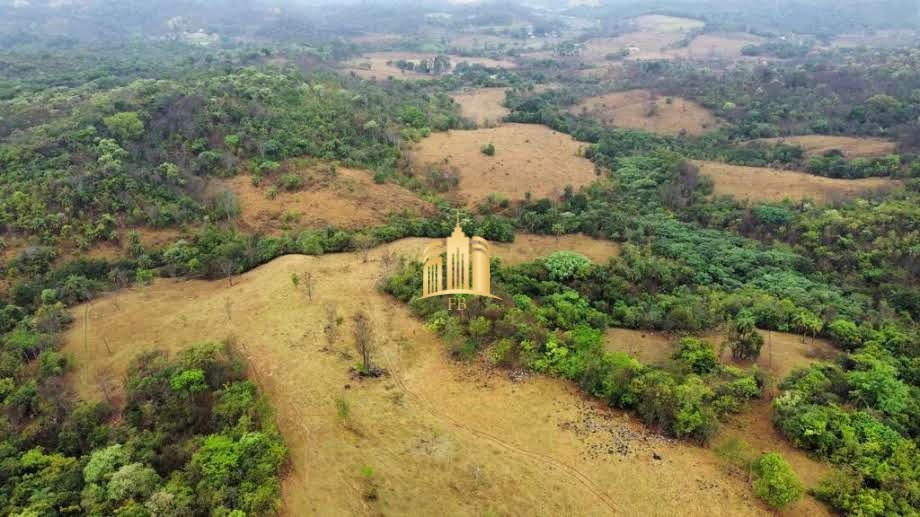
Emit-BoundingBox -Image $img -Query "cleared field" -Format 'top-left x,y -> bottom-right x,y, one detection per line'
63,237 -> 808,516
410,123 -> 598,206
493,233 -> 620,265
342,52 -> 516,80
572,89 -> 720,136
632,14 -> 705,32
604,327 -> 838,379
581,31 -> 686,61
755,135 -> 897,158
694,160 -> 901,203
451,87 -> 509,126
668,33 -> 767,60
214,166 -> 433,233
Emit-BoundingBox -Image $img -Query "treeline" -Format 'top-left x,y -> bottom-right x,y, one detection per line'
505,81 -> 918,178
774,326 -> 918,514
620,49 -> 920,151
0,61 -> 466,249
0,320 -> 286,515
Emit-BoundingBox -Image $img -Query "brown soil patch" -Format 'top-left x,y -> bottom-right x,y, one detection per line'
572,89 -> 720,136
63,238 -> 787,516
755,135 -> 897,158
493,233 -> 620,265
451,87 -> 509,126
667,33 -> 767,60
214,167 -> 433,233
410,123 -> 598,206
342,52 -> 517,80
695,160 -> 901,203
632,14 -> 705,32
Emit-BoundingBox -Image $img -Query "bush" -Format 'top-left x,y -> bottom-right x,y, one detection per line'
543,251 -> 591,282
280,173 -> 304,191
751,452 -> 804,510
671,337 -> 718,374
480,143 -> 496,156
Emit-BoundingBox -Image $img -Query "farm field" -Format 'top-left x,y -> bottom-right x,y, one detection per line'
694,160 -> 901,202
667,33 -> 767,60
451,87 -> 509,126
341,52 -> 517,80
571,89 -> 720,136
410,123 -> 598,206
63,239 -> 815,517
754,135 -> 898,158
632,14 -> 705,32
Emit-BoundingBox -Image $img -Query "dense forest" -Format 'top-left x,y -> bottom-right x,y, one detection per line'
1,0 -> 918,515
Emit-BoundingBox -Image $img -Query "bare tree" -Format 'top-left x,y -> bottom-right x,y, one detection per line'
94,366 -> 117,405
110,268 -> 130,290
352,310 -> 376,375
324,303 -> 339,349
217,257 -> 236,286
351,234 -> 377,263
302,271 -> 313,300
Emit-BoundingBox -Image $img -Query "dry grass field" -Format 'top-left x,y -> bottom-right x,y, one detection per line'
492,233 -> 620,265
632,14 -> 705,32
213,167 -> 433,233
451,87 -> 510,126
667,33 -> 767,60
755,135 -> 897,158
410,123 -> 598,206
572,89 -> 720,136
63,238 -> 819,517
694,160 -> 901,203
342,52 -> 517,80
581,32 -> 686,61
605,327 -> 838,379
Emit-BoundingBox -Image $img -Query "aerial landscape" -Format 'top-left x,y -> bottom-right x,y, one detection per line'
0,0 -> 918,515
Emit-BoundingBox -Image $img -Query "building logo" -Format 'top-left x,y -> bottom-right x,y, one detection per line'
420,215 -> 499,303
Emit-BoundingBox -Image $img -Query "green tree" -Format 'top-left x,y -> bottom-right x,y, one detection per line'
727,311 -> 764,361
103,111 -> 145,141
671,337 -> 718,374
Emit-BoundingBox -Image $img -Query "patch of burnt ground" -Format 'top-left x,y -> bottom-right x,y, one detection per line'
556,400 -> 676,463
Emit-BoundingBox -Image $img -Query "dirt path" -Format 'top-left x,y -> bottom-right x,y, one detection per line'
63,237 -> 813,516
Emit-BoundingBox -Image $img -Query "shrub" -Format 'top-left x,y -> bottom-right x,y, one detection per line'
751,452 -> 804,510
543,251 -> 591,282
671,337 -> 718,374
280,173 -> 304,191
481,143 -> 496,156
